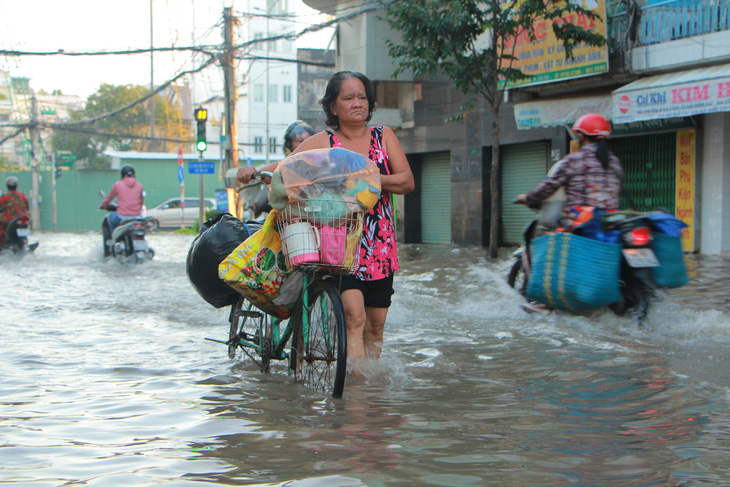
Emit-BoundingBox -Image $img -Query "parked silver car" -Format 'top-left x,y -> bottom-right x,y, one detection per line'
146,197 -> 217,230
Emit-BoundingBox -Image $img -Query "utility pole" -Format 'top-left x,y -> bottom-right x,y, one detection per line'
52,153 -> 58,231
265,10 -> 270,166
29,97 -> 41,231
223,7 -> 240,218
223,7 -> 238,174
149,0 -> 156,151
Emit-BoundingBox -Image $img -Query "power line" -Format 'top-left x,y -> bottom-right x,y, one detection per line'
0,45 -> 220,58
236,55 -> 335,67
46,57 -> 217,128
0,3 -> 378,148
45,122 -> 194,145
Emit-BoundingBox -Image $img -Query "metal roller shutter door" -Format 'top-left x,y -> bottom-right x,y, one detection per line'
611,132 -> 676,212
421,152 -> 452,244
501,142 -> 549,245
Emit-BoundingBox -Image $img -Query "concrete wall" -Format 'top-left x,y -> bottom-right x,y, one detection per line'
632,31 -> 730,72
395,77 -> 566,246
335,12 -> 413,82
700,112 -> 730,255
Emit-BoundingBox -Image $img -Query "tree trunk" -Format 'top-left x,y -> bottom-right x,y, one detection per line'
489,102 -> 500,259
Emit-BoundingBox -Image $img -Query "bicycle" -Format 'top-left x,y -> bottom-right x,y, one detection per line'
215,171 -> 362,398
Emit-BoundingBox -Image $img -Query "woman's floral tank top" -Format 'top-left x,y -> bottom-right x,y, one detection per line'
327,126 -> 399,281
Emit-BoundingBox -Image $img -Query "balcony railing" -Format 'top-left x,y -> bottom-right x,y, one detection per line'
608,0 -> 729,49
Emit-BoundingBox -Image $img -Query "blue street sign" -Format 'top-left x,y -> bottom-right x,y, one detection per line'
178,165 -> 184,183
189,162 -> 215,174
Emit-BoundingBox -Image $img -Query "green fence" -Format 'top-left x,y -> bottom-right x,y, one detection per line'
1,157 -> 227,231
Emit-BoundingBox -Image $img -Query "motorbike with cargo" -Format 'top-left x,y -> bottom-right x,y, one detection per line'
507,202 -> 680,327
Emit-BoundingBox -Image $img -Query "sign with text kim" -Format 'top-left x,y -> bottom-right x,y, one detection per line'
613,75 -> 730,124
675,129 -> 696,252
499,0 -> 608,89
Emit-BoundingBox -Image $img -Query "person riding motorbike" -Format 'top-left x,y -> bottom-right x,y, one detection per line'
515,113 -> 623,313
100,165 -> 144,257
516,113 -> 623,218
0,176 -> 31,247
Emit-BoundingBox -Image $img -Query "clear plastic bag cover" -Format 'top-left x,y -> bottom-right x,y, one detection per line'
268,147 -> 381,212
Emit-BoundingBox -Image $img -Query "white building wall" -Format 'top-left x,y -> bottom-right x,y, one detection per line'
238,0 -> 298,166
700,112 -> 730,255
334,11 -> 412,81
632,31 -> 730,73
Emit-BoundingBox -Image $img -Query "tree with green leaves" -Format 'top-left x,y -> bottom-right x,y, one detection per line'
383,0 -> 606,257
52,83 -> 191,170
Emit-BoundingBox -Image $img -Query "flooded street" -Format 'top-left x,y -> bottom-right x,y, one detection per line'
2,231 -> 730,486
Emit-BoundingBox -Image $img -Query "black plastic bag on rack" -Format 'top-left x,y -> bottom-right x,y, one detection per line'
186,213 -> 252,308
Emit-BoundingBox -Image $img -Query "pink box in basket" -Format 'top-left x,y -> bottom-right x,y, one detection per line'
318,225 -> 347,266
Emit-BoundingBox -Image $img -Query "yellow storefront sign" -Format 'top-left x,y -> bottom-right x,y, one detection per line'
499,0 -> 608,89
675,129 -> 695,251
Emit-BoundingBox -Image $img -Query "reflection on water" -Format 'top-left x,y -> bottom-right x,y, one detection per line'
1,232 -> 729,486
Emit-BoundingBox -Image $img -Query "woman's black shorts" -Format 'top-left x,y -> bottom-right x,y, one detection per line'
335,273 -> 395,308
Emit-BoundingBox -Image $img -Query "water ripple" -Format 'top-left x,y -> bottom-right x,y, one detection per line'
1,234 -> 730,485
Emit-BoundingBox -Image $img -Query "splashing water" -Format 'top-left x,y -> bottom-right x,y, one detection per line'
1,232 -> 729,486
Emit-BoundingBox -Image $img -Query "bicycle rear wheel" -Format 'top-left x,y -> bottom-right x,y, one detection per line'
290,279 -> 347,398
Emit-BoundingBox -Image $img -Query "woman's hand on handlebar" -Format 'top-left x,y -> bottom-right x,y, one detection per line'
237,166 -> 257,184
515,194 -> 528,205
235,169 -> 274,192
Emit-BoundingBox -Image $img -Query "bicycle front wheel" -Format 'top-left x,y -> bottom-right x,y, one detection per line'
290,278 -> 347,398
507,258 -> 528,297
228,297 -> 268,368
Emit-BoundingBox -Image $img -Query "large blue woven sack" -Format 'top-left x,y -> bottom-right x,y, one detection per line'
526,233 -> 622,312
650,233 -> 688,288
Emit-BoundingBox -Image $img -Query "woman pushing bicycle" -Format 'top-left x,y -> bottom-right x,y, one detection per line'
238,71 -> 415,374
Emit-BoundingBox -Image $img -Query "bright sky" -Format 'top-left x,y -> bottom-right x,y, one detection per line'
0,0 -> 333,101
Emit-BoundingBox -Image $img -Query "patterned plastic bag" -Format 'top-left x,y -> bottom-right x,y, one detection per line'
218,210 -> 302,319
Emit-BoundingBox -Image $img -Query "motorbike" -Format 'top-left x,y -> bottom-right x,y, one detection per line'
508,203 -> 660,327
99,193 -> 155,264
0,216 -> 39,256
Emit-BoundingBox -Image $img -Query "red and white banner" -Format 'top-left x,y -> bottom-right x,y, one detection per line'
613,68 -> 730,124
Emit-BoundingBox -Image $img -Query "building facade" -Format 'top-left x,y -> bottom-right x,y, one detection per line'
304,0 -> 730,255
296,48 -> 335,132
236,0 -> 300,165
0,71 -> 84,169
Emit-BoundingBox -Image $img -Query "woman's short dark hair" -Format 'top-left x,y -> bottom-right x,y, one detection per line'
320,71 -> 376,130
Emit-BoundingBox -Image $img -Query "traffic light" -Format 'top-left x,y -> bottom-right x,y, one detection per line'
194,108 -> 207,152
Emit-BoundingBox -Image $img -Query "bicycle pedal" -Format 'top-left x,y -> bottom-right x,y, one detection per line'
205,337 -> 227,345
237,310 -> 263,318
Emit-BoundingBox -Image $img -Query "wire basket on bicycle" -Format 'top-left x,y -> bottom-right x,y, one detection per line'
268,148 -> 381,275
277,198 -> 363,274
220,148 -> 381,317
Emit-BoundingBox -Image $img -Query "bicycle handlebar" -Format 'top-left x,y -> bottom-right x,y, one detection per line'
236,171 -> 274,193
